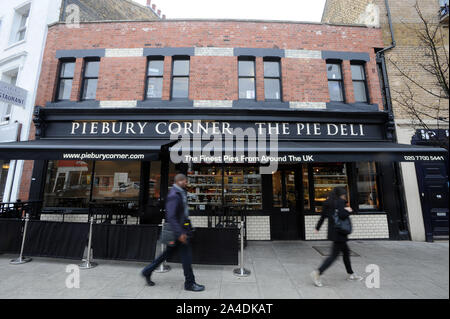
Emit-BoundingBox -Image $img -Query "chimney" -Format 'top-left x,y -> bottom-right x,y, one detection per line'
152,4 -> 156,10
157,9 -> 161,16
146,0 -> 151,6
162,14 -> 166,19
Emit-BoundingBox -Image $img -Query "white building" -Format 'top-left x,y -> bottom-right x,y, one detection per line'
0,0 -> 62,202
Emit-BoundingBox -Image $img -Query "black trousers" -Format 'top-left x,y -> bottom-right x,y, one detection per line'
142,240 -> 195,287
318,241 -> 354,275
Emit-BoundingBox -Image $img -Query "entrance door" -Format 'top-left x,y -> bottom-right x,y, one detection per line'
270,166 -> 304,240
415,162 -> 449,240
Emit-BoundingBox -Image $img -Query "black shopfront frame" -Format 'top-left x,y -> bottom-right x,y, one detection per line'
2,106 -> 445,240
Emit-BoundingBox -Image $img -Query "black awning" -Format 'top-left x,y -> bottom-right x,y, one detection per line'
169,140 -> 448,163
0,139 -> 174,161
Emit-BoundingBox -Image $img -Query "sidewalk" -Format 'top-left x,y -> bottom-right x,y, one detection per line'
0,240 -> 448,299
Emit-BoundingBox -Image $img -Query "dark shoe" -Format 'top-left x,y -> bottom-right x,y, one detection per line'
141,271 -> 155,286
185,283 -> 205,292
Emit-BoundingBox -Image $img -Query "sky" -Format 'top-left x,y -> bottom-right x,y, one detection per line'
134,0 -> 327,22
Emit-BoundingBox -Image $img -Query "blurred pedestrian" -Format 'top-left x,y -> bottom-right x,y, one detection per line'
142,173 -> 205,292
310,187 -> 363,287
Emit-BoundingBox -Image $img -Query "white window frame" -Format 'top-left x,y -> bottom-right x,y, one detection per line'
9,2 -> 31,45
0,68 -> 20,125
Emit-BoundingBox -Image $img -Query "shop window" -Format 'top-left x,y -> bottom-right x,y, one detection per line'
187,165 -> 223,212
356,162 -> 379,210
146,57 -> 164,99
171,57 -> 190,99
224,167 -> 262,212
187,165 -> 262,213
56,59 -> 76,101
0,160 -> 10,202
351,63 -> 369,103
312,163 -> 349,213
10,3 -> 30,44
91,161 -> 140,207
149,161 -> 161,202
326,62 -> 344,102
81,58 -> 100,100
238,58 -> 256,100
272,171 -> 283,207
264,58 -> 281,100
43,160 -> 94,208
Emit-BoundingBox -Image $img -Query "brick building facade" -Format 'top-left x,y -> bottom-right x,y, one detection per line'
2,19 -> 445,242
322,0 -> 449,241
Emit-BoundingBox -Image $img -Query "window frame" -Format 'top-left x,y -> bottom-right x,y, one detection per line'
55,58 -> 76,102
263,57 -> 282,101
80,57 -> 100,101
10,3 -> 31,44
238,56 -> 256,100
350,61 -> 370,104
145,56 -> 165,100
326,60 -> 345,103
170,56 -> 190,100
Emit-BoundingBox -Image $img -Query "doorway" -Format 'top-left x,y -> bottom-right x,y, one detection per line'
270,165 -> 305,240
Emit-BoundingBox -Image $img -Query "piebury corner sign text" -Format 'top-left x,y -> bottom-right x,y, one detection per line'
43,120 -> 384,140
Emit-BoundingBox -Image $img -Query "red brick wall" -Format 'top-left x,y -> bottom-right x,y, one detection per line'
19,20 -> 384,200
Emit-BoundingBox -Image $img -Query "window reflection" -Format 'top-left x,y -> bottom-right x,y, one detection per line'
356,162 -> 379,210
313,163 -> 349,213
43,160 -> 93,208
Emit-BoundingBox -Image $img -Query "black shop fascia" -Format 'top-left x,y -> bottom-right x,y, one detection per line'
0,106 -> 446,240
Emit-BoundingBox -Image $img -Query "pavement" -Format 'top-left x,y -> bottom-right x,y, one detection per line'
0,240 -> 448,299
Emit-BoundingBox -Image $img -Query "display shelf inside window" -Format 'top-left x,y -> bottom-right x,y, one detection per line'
224,167 -> 262,213
313,163 -> 349,213
187,166 -> 223,212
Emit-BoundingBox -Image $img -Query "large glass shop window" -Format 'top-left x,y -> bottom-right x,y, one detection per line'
187,165 -> 262,212
224,167 -> 262,212
43,160 -> 94,208
187,165 -> 223,211
313,163 -> 349,213
0,160 -> 10,202
356,162 -> 379,210
92,161 -> 140,206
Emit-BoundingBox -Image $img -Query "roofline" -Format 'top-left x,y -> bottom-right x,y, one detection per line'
48,18 -> 374,29
321,0 -> 331,23
122,0 -> 161,19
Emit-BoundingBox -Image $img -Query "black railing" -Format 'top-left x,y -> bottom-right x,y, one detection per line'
88,202 -> 140,225
0,201 -> 42,220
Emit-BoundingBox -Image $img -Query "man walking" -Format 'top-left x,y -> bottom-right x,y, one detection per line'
142,174 -> 205,292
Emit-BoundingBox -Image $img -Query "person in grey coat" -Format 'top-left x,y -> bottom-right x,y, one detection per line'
310,187 -> 363,287
141,174 -> 205,292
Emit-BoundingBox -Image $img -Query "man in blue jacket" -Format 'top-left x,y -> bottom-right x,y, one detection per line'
141,174 -> 205,292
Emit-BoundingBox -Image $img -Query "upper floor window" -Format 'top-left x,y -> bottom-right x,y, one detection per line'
264,58 -> 282,100
56,59 -> 75,101
81,59 -> 100,100
238,58 -> 256,100
326,62 -> 344,102
171,57 -> 189,99
10,3 -> 30,44
351,63 -> 369,103
146,57 -> 164,99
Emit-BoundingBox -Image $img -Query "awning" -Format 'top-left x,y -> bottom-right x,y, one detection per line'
169,140 -> 448,163
0,139 -> 174,161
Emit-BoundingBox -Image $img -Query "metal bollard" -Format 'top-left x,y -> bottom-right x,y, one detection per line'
155,223 -> 171,273
79,217 -> 97,269
233,221 -> 250,277
10,213 -> 32,265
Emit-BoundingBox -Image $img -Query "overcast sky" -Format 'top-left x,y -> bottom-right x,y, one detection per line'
134,0 -> 326,22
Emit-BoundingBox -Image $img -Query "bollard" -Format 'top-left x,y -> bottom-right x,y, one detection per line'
155,223 -> 170,273
10,213 -> 32,265
233,221 -> 250,277
79,217 -> 97,269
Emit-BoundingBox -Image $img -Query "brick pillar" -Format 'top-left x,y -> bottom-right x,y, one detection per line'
70,58 -> 84,101
162,56 -> 172,100
255,57 -> 265,101
342,60 -> 354,103
365,59 -> 383,108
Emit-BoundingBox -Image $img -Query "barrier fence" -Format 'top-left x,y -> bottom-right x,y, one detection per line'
1,213 -> 248,273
